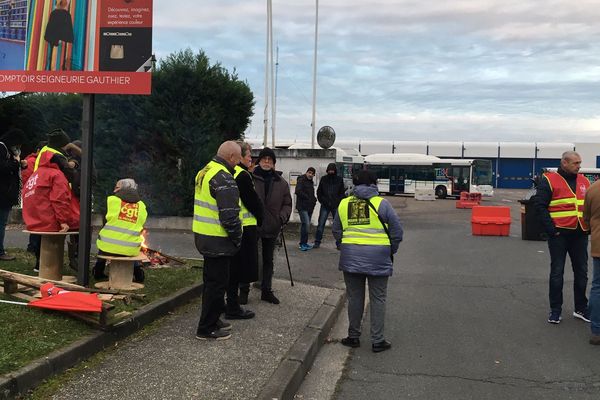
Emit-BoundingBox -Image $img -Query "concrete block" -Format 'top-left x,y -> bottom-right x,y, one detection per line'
415,188 -> 435,201
287,327 -> 321,365
257,359 -> 304,400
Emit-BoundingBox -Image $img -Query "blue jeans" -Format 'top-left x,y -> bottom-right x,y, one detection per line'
299,209 -> 313,245
547,233 -> 589,313
315,206 -> 336,245
0,207 -> 11,256
590,258 -> 600,335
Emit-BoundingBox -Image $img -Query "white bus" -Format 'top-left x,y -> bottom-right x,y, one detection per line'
541,167 -> 600,184
364,153 -> 494,198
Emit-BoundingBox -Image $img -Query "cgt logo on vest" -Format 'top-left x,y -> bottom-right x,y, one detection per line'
118,201 -> 139,223
580,184 -> 587,194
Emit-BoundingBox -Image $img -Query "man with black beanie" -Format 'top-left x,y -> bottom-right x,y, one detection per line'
315,162 -> 346,248
251,147 -> 292,304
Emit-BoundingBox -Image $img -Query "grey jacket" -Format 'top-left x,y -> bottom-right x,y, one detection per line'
194,156 -> 242,257
332,184 -> 403,276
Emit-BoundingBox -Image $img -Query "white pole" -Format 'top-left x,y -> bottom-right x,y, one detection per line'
263,0 -> 271,147
311,0 -> 319,149
270,9 -> 276,147
272,44 -> 279,147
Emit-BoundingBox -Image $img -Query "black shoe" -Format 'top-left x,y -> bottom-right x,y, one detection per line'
239,289 -> 249,305
216,319 -> 232,331
225,308 -> 255,320
261,290 -> 280,304
341,337 -> 360,348
372,340 -> 392,353
195,329 -> 231,341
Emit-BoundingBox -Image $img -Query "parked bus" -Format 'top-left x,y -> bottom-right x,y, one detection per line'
541,167 -> 600,183
364,153 -> 494,198
335,148 -> 365,194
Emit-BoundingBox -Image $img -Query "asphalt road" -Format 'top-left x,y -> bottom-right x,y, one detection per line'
334,189 -> 600,400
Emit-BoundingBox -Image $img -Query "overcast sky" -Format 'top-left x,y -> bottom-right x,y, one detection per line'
153,0 -> 600,144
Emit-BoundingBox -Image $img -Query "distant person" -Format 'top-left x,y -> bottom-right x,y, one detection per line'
93,179 -> 147,283
194,141 -> 242,340
583,179 -> 600,345
34,129 -> 77,185
295,167 -> 317,251
226,141 -> 263,312
534,151 -> 590,324
251,148 -> 292,304
0,128 -> 27,261
333,170 -> 403,353
314,162 -> 346,248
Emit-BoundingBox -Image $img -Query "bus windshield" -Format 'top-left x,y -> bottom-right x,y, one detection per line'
472,159 -> 493,186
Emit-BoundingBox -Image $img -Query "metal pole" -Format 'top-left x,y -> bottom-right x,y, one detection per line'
263,0 -> 271,147
310,0 -> 319,149
77,94 -> 95,286
272,44 -> 278,147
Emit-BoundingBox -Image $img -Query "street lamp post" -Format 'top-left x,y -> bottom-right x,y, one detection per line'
311,0 -> 319,149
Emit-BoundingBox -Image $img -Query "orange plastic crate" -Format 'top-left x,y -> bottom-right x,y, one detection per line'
471,206 -> 511,236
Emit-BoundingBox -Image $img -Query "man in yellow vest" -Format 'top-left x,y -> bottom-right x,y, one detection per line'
333,170 -> 403,353
534,151 -> 591,324
93,178 -> 147,282
194,141 -> 243,340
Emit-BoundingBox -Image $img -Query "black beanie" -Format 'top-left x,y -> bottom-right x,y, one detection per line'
326,163 -> 337,173
47,129 -> 71,150
258,147 -> 276,164
353,170 -> 377,186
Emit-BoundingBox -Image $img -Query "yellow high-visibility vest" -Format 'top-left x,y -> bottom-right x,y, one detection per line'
33,146 -> 63,172
338,196 -> 390,246
192,160 -> 230,237
96,196 -> 147,256
234,165 -> 258,227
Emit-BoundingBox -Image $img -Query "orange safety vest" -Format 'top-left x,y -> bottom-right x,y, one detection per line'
544,171 -> 590,231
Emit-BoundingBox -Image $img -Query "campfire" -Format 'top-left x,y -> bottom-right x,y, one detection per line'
140,230 -> 185,268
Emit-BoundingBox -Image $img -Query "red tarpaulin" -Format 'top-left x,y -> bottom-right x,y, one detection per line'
27,283 -> 102,313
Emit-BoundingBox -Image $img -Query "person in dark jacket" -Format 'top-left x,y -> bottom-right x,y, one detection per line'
333,170 -> 403,353
315,162 -> 346,248
0,128 -> 27,261
194,141 -> 242,340
251,147 -> 292,304
534,151 -> 591,324
295,167 -> 317,251
22,140 -> 47,256
225,141 -> 264,316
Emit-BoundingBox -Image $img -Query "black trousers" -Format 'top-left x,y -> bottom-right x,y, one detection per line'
261,237 -> 277,291
548,233 -> 589,313
197,256 -> 231,334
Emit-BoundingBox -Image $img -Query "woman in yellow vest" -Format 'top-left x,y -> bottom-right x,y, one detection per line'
93,178 -> 147,282
333,170 -> 403,353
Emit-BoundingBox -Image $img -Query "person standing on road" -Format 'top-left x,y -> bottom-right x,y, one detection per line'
534,151 -> 591,324
0,128 -> 28,261
251,147 -> 292,305
333,170 -> 403,353
295,167 -> 317,251
583,178 -> 600,345
194,141 -> 243,340
226,140 -> 263,315
314,162 -> 346,248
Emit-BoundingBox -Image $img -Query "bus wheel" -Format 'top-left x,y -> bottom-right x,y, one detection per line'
435,186 -> 447,199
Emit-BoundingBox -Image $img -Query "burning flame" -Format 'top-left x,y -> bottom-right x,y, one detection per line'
140,230 -> 148,250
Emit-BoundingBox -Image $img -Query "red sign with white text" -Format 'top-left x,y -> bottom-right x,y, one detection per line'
0,0 -> 153,95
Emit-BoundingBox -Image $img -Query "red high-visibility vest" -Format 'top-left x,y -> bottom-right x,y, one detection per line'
544,171 -> 590,231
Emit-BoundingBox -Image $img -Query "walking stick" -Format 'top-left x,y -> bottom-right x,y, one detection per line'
280,227 -> 294,286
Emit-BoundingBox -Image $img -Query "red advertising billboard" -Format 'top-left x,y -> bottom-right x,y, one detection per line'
0,0 -> 152,94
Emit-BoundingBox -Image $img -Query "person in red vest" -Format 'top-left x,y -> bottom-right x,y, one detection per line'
22,141 -> 47,254
22,145 -> 80,270
534,151 -> 591,324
